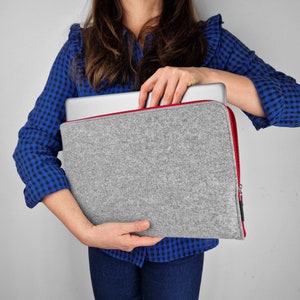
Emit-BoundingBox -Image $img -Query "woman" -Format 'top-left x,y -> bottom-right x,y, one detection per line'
13,0 -> 300,299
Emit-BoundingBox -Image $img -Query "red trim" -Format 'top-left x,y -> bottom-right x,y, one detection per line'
66,100 -> 214,123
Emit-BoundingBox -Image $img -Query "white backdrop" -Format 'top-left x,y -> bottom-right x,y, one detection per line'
1,0 -> 300,299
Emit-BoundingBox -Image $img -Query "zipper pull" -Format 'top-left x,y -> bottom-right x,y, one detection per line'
238,184 -> 245,222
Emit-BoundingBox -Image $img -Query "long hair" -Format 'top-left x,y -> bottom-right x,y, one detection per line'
83,0 -> 207,90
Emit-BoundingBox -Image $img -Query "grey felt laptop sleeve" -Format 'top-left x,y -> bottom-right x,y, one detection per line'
60,101 -> 245,239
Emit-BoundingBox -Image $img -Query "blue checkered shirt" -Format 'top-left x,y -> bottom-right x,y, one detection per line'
13,15 -> 300,267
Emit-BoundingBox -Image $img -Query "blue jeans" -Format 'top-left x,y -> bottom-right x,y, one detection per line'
88,247 -> 204,300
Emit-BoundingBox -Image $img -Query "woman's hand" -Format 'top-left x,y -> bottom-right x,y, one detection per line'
83,221 -> 163,252
139,66 -> 206,108
43,189 -> 162,252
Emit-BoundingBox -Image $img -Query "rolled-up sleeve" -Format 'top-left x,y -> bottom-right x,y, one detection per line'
13,38 -> 78,208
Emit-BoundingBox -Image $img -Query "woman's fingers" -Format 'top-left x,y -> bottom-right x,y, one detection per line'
138,68 -> 163,108
120,220 -> 151,234
125,234 -> 163,251
168,76 -> 191,105
87,221 -> 163,252
139,66 -> 200,108
119,220 -> 163,251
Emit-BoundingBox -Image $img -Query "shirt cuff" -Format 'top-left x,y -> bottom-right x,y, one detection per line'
24,168 -> 70,208
245,75 -> 284,130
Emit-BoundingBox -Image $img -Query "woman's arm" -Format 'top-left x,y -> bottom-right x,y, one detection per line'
43,189 -> 162,251
138,66 -> 266,117
139,16 -> 300,129
14,28 -> 162,251
200,67 -> 266,117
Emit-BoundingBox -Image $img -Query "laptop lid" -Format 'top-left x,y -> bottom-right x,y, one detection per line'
65,83 -> 226,121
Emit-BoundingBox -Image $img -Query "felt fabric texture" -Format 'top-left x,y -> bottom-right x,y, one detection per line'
60,101 -> 244,239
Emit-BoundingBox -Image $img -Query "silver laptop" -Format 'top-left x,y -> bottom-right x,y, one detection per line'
65,83 -> 226,121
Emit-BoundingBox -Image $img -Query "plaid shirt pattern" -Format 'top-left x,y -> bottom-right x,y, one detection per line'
13,15 -> 300,267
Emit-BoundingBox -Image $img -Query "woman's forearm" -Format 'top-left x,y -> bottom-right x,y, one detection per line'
198,67 -> 266,117
43,189 -> 93,245
42,189 -> 163,251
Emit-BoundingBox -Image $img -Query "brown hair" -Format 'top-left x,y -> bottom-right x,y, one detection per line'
83,0 -> 207,90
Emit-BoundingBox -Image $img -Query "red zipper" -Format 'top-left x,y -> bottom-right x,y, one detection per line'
227,106 -> 246,238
